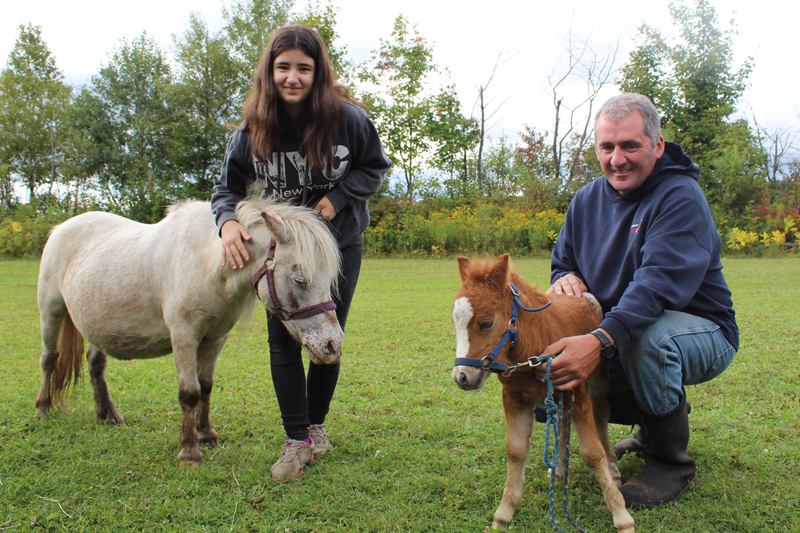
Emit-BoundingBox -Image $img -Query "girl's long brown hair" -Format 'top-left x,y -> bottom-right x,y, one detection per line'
242,25 -> 348,173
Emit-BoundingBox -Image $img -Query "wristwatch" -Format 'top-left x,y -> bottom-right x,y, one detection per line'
590,329 -> 617,359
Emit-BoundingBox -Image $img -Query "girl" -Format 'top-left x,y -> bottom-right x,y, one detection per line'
211,25 -> 391,481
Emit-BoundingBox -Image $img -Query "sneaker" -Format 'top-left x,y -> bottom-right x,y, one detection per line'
308,424 -> 332,458
270,436 -> 314,482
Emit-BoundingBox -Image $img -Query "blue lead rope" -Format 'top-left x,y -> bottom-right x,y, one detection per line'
542,358 -> 587,533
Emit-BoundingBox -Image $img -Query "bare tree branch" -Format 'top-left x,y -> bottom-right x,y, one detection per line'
471,50 -> 517,190
747,103 -> 800,182
545,23 -> 621,184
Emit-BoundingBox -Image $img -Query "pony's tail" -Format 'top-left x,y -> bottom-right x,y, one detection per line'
51,313 -> 85,406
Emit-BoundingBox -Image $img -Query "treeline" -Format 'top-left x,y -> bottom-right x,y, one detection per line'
0,0 -> 797,258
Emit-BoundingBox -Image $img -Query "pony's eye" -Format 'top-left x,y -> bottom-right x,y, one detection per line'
479,318 -> 495,331
292,276 -> 309,288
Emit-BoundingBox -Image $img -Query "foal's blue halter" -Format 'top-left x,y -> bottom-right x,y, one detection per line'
453,284 -> 552,376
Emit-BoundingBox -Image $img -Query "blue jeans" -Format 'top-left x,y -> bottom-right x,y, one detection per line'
610,310 -> 736,416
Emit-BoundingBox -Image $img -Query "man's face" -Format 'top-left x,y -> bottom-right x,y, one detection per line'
595,111 -> 665,195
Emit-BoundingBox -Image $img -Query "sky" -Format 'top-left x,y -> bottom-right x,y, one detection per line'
1,0 -> 797,141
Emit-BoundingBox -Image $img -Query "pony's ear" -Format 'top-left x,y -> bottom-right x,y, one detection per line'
261,212 -> 290,243
456,256 -> 471,281
487,254 -> 510,290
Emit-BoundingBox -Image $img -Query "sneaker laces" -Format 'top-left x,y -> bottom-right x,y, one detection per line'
277,437 -> 313,462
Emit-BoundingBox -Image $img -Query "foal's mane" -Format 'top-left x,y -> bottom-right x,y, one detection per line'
235,198 -> 342,294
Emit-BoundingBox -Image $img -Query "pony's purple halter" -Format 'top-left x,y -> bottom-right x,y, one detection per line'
252,238 -> 337,320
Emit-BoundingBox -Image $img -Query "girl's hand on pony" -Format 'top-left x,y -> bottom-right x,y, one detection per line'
220,220 -> 252,269
314,196 -> 337,221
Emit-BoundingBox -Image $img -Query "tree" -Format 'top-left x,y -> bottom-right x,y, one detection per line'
58,86 -> 110,215
360,16 -> 438,195
171,12 -> 242,199
704,119 -> 766,222
620,0 -> 752,171
515,125 -> 599,211
480,135 -> 524,197
515,126 -> 557,205
427,85 -> 479,185
0,24 -> 71,205
86,33 -> 176,222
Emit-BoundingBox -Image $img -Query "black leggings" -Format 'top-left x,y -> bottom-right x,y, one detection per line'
267,244 -> 362,441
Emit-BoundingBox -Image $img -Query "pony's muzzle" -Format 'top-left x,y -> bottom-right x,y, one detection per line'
452,365 -> 488,391
302,325 -> 343,365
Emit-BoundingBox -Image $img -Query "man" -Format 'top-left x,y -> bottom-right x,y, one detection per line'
537,93 -> 738,509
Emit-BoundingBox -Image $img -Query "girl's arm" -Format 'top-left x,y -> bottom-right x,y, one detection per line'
211,130 -> 254,233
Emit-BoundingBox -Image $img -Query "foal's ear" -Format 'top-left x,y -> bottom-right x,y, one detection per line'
456,256 -> 471,282
487,254 -> 510,289
261,212 -> 290,244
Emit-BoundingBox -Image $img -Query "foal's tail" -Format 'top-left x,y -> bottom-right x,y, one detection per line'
51,313 -> 85,405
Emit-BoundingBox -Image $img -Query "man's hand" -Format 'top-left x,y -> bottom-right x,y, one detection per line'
314,196 -> 337,220
220,219 -> 252,269
547,273 -> 588,297
534,334 -> 603,391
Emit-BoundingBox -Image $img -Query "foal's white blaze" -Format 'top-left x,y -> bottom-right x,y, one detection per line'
452,296 -> 488,390
452,296 -> 473,358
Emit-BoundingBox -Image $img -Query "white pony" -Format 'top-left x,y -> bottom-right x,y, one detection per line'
35,198 -> 342,466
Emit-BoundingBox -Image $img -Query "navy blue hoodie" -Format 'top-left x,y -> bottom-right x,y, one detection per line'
211,101 -> 391,249
551,142 -> 738,352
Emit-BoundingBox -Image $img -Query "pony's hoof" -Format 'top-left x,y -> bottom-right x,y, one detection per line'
199,430 -> 219,446
99,410 -> 125,425
34,409 -> 50,420
491,520 -> 509,530
94,402 -> 125,426
178,448 -> 203,468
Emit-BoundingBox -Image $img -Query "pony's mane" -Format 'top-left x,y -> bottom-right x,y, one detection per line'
235,197 -> 341,294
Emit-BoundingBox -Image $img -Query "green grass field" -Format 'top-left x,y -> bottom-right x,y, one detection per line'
0,257 -> 798,532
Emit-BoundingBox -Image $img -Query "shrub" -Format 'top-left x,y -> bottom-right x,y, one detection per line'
363,200 -> 566,257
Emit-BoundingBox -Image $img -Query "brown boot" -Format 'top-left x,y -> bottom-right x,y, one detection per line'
618,398 -> 697,509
